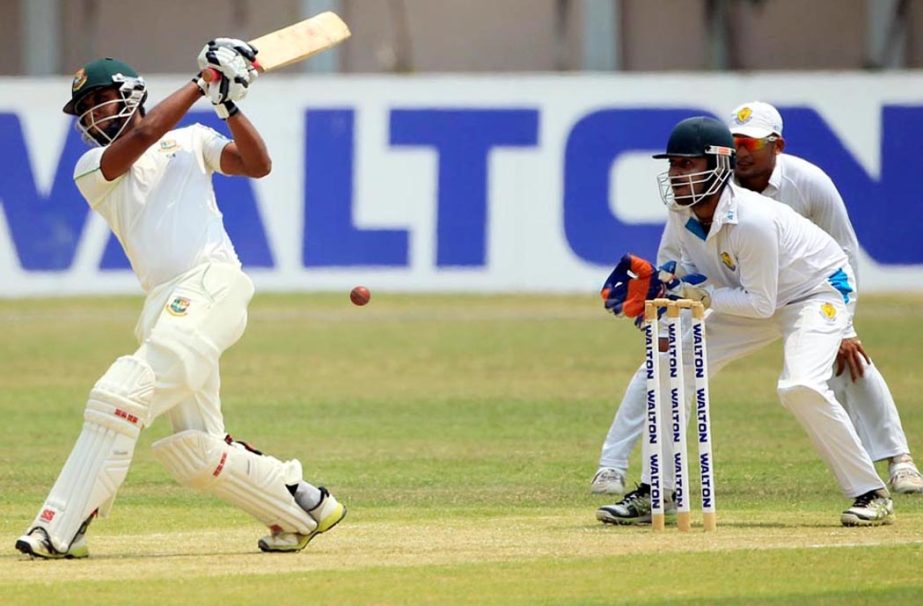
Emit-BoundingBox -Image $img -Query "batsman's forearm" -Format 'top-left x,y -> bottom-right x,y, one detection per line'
134,83 -> 203,143
227,112 -> 272,177
101,82 -> 204,180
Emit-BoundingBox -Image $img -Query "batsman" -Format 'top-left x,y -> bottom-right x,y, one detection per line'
16,41 -> 345,559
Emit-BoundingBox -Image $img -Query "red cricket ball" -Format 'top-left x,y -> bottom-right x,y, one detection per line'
350,285 -> 371,306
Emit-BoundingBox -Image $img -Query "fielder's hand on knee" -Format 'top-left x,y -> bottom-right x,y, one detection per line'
835,337 -> 871,382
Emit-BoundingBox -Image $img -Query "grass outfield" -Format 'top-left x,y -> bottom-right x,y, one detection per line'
1,293 -> 921,605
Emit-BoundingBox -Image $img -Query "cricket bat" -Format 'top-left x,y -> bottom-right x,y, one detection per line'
202,12 -> 350,81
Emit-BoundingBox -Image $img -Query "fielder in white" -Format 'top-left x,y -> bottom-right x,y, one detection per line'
592,104 -> 923,499
596,116 -> 894,527
16,47 -> 346,560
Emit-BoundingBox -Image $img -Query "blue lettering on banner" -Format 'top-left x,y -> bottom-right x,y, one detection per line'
0,113 -> 89,270
782,105 -> 923,265
390,109 -> 539,266
3,101 -> 923,280
304,109 -> 408,266
562,108 -> 704,265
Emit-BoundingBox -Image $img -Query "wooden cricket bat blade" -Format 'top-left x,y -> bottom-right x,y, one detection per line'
201,12 -> 350,81
252,12 -> 351,71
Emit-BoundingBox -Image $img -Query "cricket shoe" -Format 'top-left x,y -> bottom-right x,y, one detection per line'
840,489 -> 895,527
889,461 -> 923,494
15,521 -> 90,560
596,483 -> 676,525
590,468 -> 626,495
258,486 -> 347,553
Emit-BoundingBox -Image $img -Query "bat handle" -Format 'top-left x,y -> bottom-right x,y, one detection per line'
201,58 -> 262,83
202,67 -> 221,82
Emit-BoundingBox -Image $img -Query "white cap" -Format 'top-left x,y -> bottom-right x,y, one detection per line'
728,101 -> 783,138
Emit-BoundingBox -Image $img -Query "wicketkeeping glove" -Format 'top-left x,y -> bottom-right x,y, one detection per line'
600,253 -> 666,319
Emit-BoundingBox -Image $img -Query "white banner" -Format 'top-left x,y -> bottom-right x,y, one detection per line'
1,73 -> 921,296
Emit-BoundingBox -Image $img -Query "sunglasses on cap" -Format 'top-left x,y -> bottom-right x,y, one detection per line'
733,135 -> 779,152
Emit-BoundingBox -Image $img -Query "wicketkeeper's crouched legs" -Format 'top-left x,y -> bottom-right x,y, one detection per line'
776,298 -> 886,499
778,382 -> 886,497
598,363 -> 649,473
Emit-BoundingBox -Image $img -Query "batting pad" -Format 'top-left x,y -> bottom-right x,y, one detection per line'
152,430 -> 317,534
31,356 -> 154,553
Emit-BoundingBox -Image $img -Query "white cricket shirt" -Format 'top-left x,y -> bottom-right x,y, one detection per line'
665,183 -> 849,319
746,154 -> 860,285
73,124 -> 239,292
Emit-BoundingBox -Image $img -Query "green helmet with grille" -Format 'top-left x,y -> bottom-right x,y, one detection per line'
63,58 -> 147,145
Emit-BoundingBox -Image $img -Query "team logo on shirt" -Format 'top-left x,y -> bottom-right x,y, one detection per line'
720,252 -> 737,270
167,296 -> 191,316
159,139 -> 179,153
819,302 -> 837,321
72,68 -> 88,92
734,106 -> 753,124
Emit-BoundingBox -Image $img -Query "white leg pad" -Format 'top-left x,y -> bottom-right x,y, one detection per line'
29,355 -> 154,553
151,430 -> 316,534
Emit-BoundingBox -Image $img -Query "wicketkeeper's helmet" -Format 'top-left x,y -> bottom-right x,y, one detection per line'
653,116 -> 736,210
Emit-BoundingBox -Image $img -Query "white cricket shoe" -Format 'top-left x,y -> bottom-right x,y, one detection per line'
258,486 -> 347,553
590,468 -> 626,495
889,461 -> 923,494
15,527 -> 89,560
841,490 -> 895,527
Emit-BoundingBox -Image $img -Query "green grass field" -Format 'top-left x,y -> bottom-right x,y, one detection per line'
1,293 -> 921,605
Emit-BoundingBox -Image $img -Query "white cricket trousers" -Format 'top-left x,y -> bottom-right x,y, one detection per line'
603,292 -> 885,498
134,262 -> 254,434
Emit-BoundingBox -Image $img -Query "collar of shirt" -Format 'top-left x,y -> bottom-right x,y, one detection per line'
683,184 -> 740,241
761,155 -> 785,197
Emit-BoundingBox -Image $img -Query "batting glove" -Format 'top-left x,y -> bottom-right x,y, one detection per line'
197,43 -> 258,92
205,37 -> 259,67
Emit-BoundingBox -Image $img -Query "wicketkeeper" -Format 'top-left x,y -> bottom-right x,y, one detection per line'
593,103 -> 923,499
595,116 -> 894,527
